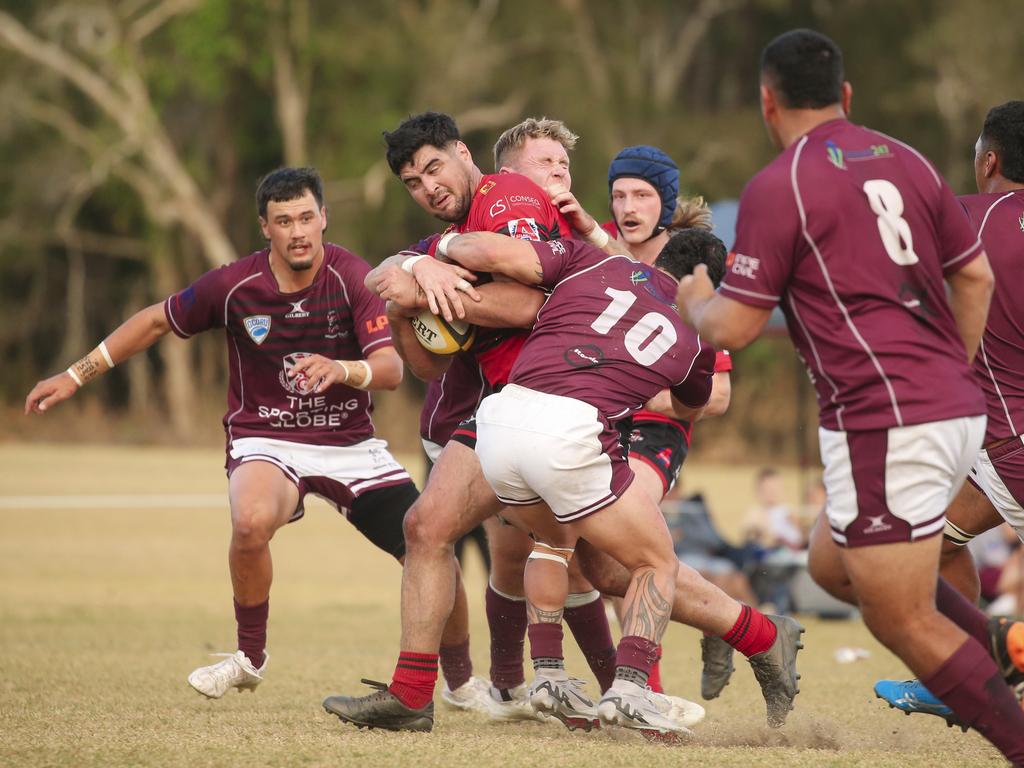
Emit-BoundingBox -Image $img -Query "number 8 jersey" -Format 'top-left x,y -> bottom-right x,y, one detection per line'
510,239 -> 716,424
720,117 -> 985,432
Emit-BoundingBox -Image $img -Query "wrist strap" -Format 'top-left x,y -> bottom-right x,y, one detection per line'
354,360 -> 372,390
436,231 -> 459,258
98,341 -> 115,369
584,223 -> 610,248
402,254 -> 429,273
66,367 -> 84,387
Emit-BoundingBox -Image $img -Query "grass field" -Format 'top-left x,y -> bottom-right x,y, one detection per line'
0,443 -> 1005,767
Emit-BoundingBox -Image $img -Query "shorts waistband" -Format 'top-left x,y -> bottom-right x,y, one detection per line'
986,435 -> 1024,461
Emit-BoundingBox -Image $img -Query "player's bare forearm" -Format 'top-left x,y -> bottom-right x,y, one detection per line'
462,283 -> 544,329
946,252 -> 994,364
445,232 -> 543,285
642,389 -> 677,418
365,252 -> 413,294
700,372 -> 731,420
25,302 -> 171,415
386,302 -> 452,381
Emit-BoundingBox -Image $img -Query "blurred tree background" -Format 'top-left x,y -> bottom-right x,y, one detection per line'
1,0 -> 1019,460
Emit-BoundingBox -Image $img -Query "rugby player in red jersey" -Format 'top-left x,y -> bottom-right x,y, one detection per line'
24,167 -> 477,701
677,30 -> 1024,762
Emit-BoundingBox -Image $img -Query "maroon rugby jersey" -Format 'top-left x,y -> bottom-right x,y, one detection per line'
419,351 -> 488,444
164,243 -> 392,448
721,118 -> 985,431
429,172 -> 568,388
510,240 -> 715,422
961,189 -> 1024,443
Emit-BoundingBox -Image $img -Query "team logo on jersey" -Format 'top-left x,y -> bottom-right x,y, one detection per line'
507,217 -> 541,241
862,514 -> 893,535
279,352 -> 317,395
629,269 -> 649,285
478,180 -> 496,196
243,315 -> 271,345
285,299 -> 310,319
324,309 -> 348,339
1019,213 -> 1024,232
549,240 -> 566,255
730,253 -> 760,279
563,344 -> 605,369
826,141 -> 846,170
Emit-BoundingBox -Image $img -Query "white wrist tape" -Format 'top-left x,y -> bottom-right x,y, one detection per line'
66,367 -> 84,387
334,361 -> 350,384
584,223 -> 610,248
401,254 -> 429,273
353,360 -> 373,390
436,231 -> 459,258
98,341 -> 115,369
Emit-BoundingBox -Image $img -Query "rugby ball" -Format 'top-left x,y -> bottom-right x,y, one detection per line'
410,311 -> 475,355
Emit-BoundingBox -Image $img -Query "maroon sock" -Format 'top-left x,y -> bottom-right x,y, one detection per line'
936,578 -> 989,648
563,596 -> 616,692
723,604 -> 777,658
234,597 -> 268,668
922,638 -> 1024,764
486,585 -> 528,689
614,635 -> 659,687
389,651 -> 438,710
439,638 -> 473,692
528,622 -> 564,671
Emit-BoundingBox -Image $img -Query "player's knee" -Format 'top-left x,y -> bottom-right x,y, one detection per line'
231,507 -> 279,550
402,498 -> 450,551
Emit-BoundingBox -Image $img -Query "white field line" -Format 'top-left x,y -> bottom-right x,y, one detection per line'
0,494 -> 226,510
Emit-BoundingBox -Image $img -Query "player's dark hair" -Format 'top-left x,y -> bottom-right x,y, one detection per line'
981,101 -> 1024,184
654,229 -> 727,287
256,167 -> 324,219
760,29 -> 844,109
384,111 -> 462,175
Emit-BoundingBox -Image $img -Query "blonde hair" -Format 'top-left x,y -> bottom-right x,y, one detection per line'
493,117 -> 579,170
670,195 -> 713,232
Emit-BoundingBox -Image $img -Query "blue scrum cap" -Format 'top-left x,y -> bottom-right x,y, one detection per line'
608,145 -> 679,232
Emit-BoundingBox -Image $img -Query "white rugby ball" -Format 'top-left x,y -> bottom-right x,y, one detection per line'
410,311 -> 476,355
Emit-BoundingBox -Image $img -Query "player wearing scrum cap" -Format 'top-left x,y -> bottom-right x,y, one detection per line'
24,166 -> 476,703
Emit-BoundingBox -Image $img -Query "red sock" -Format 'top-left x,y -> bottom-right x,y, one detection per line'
486,585 -> 527,690
389,651 -> 438,710
723,605 -> 777,657
646,646 -> 664,693
923,638 -> 1024,764
439,638 -> 473,692
563,594 -> 616,692
234,597 -> 268,668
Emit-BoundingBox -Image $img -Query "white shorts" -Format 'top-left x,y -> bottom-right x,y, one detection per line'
421,438 -> 444,465
819,415 -> 985,547
228,436 -> 411,520
968,437 -> 1024,541
475,385 -> 633,523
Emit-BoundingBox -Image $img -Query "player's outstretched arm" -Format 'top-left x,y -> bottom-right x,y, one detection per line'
24,302 -> 171,415
669,394 -> 705,423
442,231 -> 543,286
946,250 -> 994,364
643,371 -> 731,421
677,265 -> 771,350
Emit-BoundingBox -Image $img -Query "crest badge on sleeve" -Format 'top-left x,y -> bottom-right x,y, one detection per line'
243,315 -> 271,345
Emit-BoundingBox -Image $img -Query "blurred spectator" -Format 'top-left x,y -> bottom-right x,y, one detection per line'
661,487 -> 758,605
743,467 -> 806,550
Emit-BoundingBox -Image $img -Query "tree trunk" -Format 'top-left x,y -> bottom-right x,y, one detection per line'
151,242 -> 197,441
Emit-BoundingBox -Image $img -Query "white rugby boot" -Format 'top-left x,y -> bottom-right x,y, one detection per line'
648,690 -> 706,728
528,669 -> 600,732
441,675 -> 493,713
597,679 -> 692,741
485,682 -> 549,722
188,650 -> 267,699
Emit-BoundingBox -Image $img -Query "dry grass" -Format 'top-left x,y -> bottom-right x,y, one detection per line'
0,443 -> 1004,767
